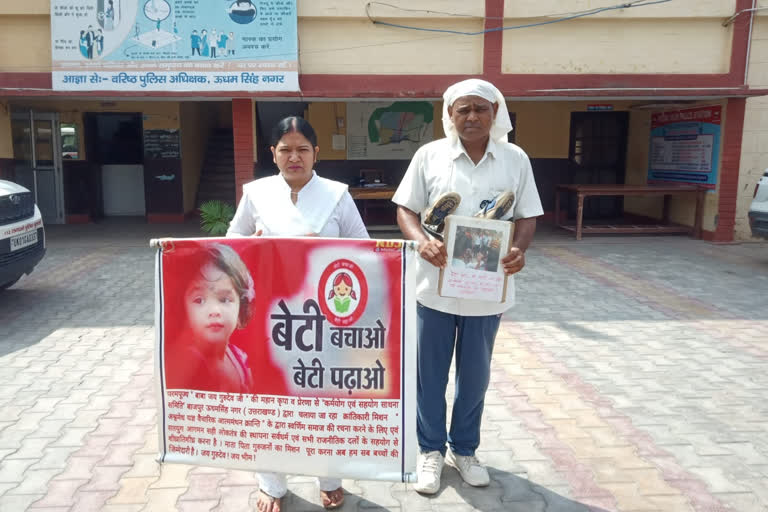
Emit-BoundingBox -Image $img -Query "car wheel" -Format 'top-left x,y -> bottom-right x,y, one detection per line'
0,277 -> 21,291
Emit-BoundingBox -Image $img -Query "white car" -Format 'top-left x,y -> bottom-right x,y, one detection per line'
0,179 -> 46,290
749,170 -> 768,240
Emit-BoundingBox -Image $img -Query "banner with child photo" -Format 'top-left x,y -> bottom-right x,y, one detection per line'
153,237 -> 418,482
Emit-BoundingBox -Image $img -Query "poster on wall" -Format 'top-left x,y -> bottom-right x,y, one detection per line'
347,102 -> 434,160
647,105 -> 721,189
50,0 -> 298,92
143,129 -> 180,159
154,237 -> 418,482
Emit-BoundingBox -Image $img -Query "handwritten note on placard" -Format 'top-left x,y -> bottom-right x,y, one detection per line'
144,129 -> 180,159
440,267 -> 507,302
438,215 -> 514,303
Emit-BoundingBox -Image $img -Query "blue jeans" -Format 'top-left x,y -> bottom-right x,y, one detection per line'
416,303 -> 501,456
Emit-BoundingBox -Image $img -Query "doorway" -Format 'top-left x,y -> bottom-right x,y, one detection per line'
84,112 -> 145,217
11,111 -> 66,224
568,112 -> 629,219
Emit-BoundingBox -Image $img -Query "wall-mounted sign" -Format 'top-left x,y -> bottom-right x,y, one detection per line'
647,106 -> 721,189
346,102 -> 434,160
144,129 -> 180,159
587,104 -> 614,111
51,0 -> 298,92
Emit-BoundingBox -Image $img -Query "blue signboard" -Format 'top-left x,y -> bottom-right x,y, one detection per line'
648,106 -> 721,189
51,0 -> 299,91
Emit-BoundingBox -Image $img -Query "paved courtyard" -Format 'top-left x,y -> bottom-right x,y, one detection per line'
1,221 -> 767,512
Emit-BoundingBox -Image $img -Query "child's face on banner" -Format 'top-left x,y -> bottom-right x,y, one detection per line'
185,263 -> 240,349
334,281 -> 350,298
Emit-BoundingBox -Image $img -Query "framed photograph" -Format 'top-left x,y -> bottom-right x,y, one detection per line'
438,215 -> 515,303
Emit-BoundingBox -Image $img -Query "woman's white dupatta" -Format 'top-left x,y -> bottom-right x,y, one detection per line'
251,173 -> 347,236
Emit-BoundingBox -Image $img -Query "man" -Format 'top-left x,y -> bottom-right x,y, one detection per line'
210,29 -> 218,57
86,26 -> 96,59
191,30 -> 201,56
392,79 -> 542,494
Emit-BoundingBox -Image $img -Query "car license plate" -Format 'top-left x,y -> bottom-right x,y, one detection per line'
10,231 -> 37,252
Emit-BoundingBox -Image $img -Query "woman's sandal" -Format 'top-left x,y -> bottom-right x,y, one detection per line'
320,487 -> 345,509
257,489 -> 282,512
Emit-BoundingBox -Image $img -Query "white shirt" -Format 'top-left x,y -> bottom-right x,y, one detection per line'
227,172 -> 369,239
392,136 -> 543,316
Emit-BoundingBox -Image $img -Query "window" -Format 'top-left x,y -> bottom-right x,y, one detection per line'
60,123 -> 80,160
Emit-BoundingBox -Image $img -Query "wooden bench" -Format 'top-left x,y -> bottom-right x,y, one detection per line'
348,187 -> 396,201
554,184 -> 706,240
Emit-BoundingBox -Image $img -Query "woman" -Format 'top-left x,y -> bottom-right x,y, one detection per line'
79,30 -> 89,58
227,116 -> 368,511
201,29 -> 209,57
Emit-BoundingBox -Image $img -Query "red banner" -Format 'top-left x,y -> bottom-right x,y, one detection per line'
154,237 -> 417,482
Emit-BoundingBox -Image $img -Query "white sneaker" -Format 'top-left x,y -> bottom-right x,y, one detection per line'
413,450 -> 444,494
446,450 -> 490,487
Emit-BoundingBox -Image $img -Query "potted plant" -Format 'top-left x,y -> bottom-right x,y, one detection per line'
199,200 -> 235,236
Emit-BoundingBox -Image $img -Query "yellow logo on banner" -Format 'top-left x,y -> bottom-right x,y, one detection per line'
375,241 -> 403,251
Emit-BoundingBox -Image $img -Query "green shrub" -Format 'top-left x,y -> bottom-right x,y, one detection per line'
199,200 -> 235,236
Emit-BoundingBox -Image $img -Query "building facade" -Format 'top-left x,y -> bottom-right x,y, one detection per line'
1,0 -> 766,241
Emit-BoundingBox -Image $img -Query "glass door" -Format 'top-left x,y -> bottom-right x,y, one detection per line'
11,111 -> 65,224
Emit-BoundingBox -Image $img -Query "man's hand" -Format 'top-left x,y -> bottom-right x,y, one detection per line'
419,239 -> 448,268
397,205 -> 448,268
501,247 -> 525,275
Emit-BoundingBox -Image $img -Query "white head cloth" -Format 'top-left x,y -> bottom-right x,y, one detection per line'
442,79 -> 512,143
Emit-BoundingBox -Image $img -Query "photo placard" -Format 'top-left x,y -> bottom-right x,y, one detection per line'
438,216 -> 514,303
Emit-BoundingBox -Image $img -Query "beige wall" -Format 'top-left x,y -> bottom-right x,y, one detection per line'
0,1 -> 50,15
307,101 -> 444,160
505,0 -> 734,18
3,99 -> 231,215
307,102 -> 346,161
510,102 -> 571,159
0,101 -> 12,159
741,11 -> 768,240
502,19 -> 730,75
6,100 -> 180,162
298,1 -> 482,74
748,16 -> 768,87
299,18 -> 483,75
738,97 -> 768,240
180,103 -> 217,213
623,110 -> 658,214
500,99 -> 723,231
299,1 -> 484,18
305,99 -> 581,161
0,15 -> 50,73
0,2 -> 737,76
623,101 -> 727,233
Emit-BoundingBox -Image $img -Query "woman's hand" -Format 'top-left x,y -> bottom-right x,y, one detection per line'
252,229 -> 263,237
